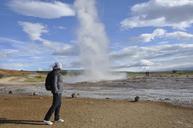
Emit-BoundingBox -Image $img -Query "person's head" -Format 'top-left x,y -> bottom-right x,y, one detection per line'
52,62 -> 62,70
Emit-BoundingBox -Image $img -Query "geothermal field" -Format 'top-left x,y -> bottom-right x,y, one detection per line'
1,0 -> 193,127
0,70 -> 193,128
0,70 -> 193,107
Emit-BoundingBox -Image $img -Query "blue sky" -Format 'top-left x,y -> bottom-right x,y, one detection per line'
1,0 -> 193,71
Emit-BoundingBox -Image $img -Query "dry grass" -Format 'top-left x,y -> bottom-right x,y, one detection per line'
0,69 -> 32,76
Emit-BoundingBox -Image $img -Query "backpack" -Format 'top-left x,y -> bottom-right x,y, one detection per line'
45,71 -> 53,91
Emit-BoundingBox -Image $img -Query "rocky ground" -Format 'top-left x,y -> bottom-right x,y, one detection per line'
1,76 -> 193,107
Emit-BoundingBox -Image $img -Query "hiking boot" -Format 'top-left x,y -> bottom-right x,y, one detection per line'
43,120 -> 53,125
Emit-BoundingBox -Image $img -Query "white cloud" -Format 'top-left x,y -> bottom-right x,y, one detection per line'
18,21 -> 48,40
136,28 -> 193,42
115,59 -> 154,70
0,37 -> 79,70
0,63 -> 29,70
140,59 -> 154,66
0,37 -> 50,56
110,44 -> 193,71
166,31 -> 193,40
56,26 -> 66,30
8,0 -> 75,19
18,21 -> 76,56
0,49 -> 18,58
2,37 -> 193,71
0,52 -> 9,58
121,0 -> 193,30
0,37 -> 52,70
41,39 -> 78,56
139,28 -> 166,42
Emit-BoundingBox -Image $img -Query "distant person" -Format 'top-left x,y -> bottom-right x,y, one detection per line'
43,62 -> 64,125
145,71 -> 150,77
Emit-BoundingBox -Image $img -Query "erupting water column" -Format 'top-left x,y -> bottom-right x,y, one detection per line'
75,0 -> 110,81
74,0 -> 126,82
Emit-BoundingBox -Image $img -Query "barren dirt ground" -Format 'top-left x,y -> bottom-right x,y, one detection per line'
0,95 -> 193,128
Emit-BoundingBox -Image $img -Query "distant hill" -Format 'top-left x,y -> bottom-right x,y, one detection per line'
0,69 -> 83,77
0,69 -> 33,76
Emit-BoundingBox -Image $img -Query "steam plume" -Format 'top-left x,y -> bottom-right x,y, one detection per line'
69,0 -> 126,82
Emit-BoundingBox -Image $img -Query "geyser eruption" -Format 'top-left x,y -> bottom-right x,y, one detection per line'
75,0 -> 111,81
69,0 -> 126,82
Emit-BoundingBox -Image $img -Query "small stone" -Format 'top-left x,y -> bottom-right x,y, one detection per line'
71,93 -> 76,98
32,92 -> 37,96
71,93 -> 80,98
176,120 -> 183,125
134,96 -> 140,102
39,97 -> 43,100
8,90 -> 13,94
164,98 -> 170,100
91,118 -> 95,122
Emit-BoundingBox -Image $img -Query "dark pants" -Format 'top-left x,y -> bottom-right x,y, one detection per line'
44,93 -> 62,121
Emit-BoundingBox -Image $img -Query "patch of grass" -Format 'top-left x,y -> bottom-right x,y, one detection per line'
0,74 -> 4,79
15,88 -> 25,93
24,75 -> 46,82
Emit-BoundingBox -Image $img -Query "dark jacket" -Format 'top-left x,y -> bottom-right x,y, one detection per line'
51,69 -> 63,94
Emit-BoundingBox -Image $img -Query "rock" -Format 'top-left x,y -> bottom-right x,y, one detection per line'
91,118 -> 95,122
71,93 -> 78,98
8,90 -> 13,94
39,97 -> 43,100
71,93 -> 80,98
71,93 -> 75,98
134,96 -> 140,102
164,98 -> 170,100
32,92 -> 38,96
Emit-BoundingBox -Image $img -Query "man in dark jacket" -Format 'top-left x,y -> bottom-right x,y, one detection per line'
43,62 -> 64,125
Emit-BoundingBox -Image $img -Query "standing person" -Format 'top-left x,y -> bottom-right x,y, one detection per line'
43,62 -> 64,125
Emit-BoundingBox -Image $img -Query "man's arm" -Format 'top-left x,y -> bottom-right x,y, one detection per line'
53,73 -> 59,93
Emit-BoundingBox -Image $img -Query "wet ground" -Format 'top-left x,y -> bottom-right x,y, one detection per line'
0,76 -> 193,107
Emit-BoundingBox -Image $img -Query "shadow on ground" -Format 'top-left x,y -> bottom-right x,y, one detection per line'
0,118 -> 45,125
